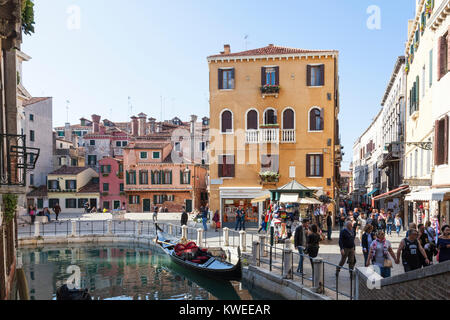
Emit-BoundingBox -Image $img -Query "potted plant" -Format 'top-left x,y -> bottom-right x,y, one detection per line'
260,123 -> 280,129
260,84 -> 280,94
259,171 -> 280,183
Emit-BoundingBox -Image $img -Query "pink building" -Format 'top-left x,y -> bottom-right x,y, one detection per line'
99,156 -> 126,210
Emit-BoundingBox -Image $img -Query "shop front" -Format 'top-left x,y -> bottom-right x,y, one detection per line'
219,187 -> 264,226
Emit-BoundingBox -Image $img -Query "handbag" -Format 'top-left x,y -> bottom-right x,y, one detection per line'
383,258 -> 393,268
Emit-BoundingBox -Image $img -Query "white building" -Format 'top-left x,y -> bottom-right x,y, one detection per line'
403,0 -> 450,227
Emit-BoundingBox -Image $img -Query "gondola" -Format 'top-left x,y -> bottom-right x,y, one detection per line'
154,224 -> 242,281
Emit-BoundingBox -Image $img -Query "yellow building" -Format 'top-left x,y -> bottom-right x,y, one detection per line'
207,44 -> 341,224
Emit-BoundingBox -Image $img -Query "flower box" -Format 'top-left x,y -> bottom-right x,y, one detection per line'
260,124 -> 280,129
260,85 -> 280,94
259,171 -> 280,183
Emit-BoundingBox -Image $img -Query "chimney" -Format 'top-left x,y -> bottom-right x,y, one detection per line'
64,122 -> 72,143
190,115 -> 198,134
190,115 -> 198,164
223,44 -> 231,54
268,43 -> 274,47
131,116 -> 138,137
148,117 -> 156,134
138,112 -> 147,136
91,114 -> 101,133
156,122 -> 163,133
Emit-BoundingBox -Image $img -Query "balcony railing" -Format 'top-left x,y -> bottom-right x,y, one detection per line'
246,130 -> 259,144
281,129 -> 295,143
0,134 -> 40,187
260,128 -> 279,143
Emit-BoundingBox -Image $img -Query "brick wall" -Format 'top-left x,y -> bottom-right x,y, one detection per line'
357,260 -> 450,300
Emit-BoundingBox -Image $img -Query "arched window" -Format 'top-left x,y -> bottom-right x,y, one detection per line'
264,108 -> 277,125
309,108 -> 323,131
282,108 -> 294,130
221,110 -> 233,133
246,110 -> 258,130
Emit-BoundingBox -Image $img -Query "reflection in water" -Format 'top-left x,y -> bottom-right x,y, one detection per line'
18,243 -> 277,300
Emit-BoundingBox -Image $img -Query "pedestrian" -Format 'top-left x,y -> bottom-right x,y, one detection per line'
337,220 -> 356,275
153,206 -> 158,222
386,211 -> 394,236
121,202 -> 126,211
338,208 -> 346,230
43,207 -> 51,223
418,224 -> 433,266
326,211 -> 333,240
180,206 -> 188,227
240,206 -> 246,231
53,203 -> 61,221
28,205 -> 36,224
437,225 -> 450,263
366,230 -> 397,278
378,214 -> 386,234
396,229 -> 429,272
201,206 -> 208,231
294,218 -> 309,274
306,224 -> 321,269
394,215 -> 402,236
361,224 -> 375,265
405,222 -> 417,238
212,210 -> 220,232
234,207 -> 242,231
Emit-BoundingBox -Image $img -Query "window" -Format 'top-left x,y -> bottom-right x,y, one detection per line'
199,142 -> 206,152
126,170 -> 137,185
438,32 -> 448,80
175,142 -> 181,152
261,155 -> 279,173
218,68 -> 235,89
263,109 -> 277,125
57,131 -> 64,137
65,180 -> 77,190
180,170 -> 190,184
139,170 -> 148,185
414,149 -> 418,177
435,116 -> 449,166
122,141 -> 128,147
101,165 -> 111,173
78,198 -> 88,208
246,110 -> 258,130
71,158 -> 78,166
30,130 -> 35,142
29,174 -> 34,186
140,152 -> 148,159
37,198 -> 43,209
261,67 -> 279,86
49,199 -> 59,208
307,65 -> 325,86
129,195 -> 140,204
152,170 -> 162,184
90,140 -> 95,146
221,110 -> 233,133
218,155 -> 235,178
114,201 -> 121,209
88,155 -> 97,165
119,183 -> 124,192
282,108 -> 294,130
420,148 -> 424,177
65,199 -> 77,209
306,154 -> 323,177
152,151 -> 160,159
309,108 -> 324,131
116,141 -> 121,147
103,183 -> 109,192
103,201 -> 110,210
48,180 -> 59,190
74,131 -> 81,137
162,170 -> 172,184
29,114 -> 34,121
429,49 -> 433,87
422,66 -> 426,97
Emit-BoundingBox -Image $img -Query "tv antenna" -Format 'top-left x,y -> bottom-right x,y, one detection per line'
66,100 -> 70,123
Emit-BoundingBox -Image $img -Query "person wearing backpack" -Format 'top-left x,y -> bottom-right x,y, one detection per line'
396,229 -> 429,272
394,215 -> 402,236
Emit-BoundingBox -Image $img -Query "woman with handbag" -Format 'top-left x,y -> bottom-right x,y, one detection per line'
366,230 -> 398,278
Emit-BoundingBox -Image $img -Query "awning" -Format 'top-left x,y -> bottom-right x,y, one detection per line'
367,189 -> 379,197
299,197 -> 322,205
279,193 -> 299,203
251,192 -> 271,204
372,185 -> 410,201
405,188 -> 450,202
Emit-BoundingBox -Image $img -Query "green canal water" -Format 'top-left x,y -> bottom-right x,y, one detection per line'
18,243 -> 281,300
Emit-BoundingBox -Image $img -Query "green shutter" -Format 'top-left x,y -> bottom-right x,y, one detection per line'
126,171 -> 129,184
153,195 -> 157,204
129,195 -> 132,203
161,170 -> 165,184
151,171 -> 154,184
188,170 -> 191,184
415,76 -> 419,111
137,196 -> 140,204
169,171 -> 172,184
180,170 -> 183,184
159,170 -> 163,185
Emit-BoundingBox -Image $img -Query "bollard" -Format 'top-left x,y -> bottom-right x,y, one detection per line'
197,228 -> 203,245
181,225 -> 188,239
107,220 -> 113,235
168,224 -> 173,236
34,221 -> 40,237
252,241 -> 260,266
71,220 -> 77,237
223,227 -> 229,246
239,231 -> 246,252
259,235 -> 267,257
282,248 -> 293,279
311,257 -> 324,293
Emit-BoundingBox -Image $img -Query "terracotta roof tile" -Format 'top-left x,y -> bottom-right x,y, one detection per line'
78,179 -> 99,193
50,165 -> 89,175
27,185 -> 48,197
208,45 -> 335,59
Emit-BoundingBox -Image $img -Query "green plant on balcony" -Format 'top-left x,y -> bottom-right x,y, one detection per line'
259,171 -> 280,183
2,194 -> 18,223
103,173 -> 109,177
260,85 -> 280,94
102,192 -> 109,196
425,0 -> 433,15
259,123 -> 279,128
21,0 -> 35,36
119,192 -> 126,196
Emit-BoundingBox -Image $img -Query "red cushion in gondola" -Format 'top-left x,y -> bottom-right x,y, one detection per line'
197,256 -> 208,261
191,259 -> 201,264
201,248 -> 208,252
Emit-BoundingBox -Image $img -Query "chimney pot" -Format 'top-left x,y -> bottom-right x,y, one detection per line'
223,44 -> 231,54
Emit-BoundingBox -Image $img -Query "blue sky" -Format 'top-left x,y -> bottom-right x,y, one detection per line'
22,0 -> 416,170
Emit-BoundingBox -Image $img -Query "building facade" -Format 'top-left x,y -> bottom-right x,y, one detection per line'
404,0 -> 450,227
207,44 -> 341,224
99,157 -> 126,210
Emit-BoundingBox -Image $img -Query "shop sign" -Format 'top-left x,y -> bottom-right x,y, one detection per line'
210,179 -> 223,185
403,179 -> 432,186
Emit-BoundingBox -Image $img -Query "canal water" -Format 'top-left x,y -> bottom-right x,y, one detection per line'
18,243 -> 281,300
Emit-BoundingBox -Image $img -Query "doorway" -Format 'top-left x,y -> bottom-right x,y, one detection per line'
143,199 -> 151,212
185,199 -> 193,213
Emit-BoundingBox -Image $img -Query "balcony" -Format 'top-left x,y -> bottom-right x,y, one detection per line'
246,128 -> 297,144
260,85 -> 280,99
260,128 -> 279,143
281,129 -> 295,143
